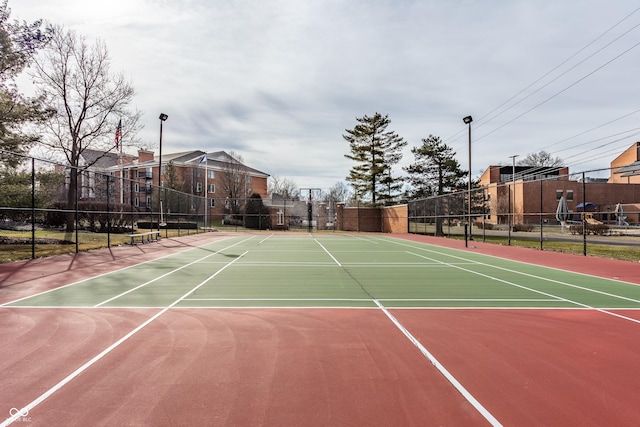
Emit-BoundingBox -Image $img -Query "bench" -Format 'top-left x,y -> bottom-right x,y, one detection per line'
127,231 -> 161,245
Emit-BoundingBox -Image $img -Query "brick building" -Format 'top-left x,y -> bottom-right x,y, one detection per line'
112,150 -> 269,222
478,143 -> 640,225
611,142 -> 640,184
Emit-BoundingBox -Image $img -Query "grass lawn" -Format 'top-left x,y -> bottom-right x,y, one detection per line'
0,228 -> 207,263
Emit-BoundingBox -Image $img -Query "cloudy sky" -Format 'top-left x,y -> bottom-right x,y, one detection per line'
10,0 -> 640,190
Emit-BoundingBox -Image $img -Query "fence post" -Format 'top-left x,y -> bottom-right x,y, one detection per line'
31,157 -> 35,259
539,178 -> 543,250
507,186 -> 511,246
464,223 -> 468,247
582,172 -> 587,256
107,174 -> 111,248
75,169 -> 79,253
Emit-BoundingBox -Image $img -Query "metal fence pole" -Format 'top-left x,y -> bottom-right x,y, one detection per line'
31,157 -> 35,259
539,178 -> 543,250
582,172 -> 587,256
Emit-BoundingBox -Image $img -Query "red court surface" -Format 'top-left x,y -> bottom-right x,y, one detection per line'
2,232 -> 640,426
2,308 -> 489,426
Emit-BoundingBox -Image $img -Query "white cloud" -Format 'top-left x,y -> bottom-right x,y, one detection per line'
9,0 -> 640,189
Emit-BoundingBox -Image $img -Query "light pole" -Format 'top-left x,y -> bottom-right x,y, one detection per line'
463,115 -> 473,238
508,154 -> 518,244
158,113 -> 168,231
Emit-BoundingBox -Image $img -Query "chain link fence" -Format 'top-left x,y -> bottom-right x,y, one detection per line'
409,168 -> 640,255
0,151 -> 336,261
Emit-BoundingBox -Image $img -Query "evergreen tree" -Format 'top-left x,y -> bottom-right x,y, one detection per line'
0,2 -> 52,167
404,135 -> 466,199
244,193 -> 270,229
404,135 -> 467,236
343,112 -> 406,205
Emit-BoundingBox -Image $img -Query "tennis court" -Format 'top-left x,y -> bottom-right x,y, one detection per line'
2,232 -> 640,426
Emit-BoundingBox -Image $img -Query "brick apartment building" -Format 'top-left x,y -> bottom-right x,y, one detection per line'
68,148 -> 269,223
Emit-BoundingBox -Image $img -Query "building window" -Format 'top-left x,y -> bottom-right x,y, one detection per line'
566,190 -> 574,201
277,209 -> 284,225
210,199 -> 215,207
196,182 -> 202,192
556,190 -> 563,200
134,182 -> 139,192
208,170 -> 215,179
208,184 -> 215,193
134,197 -> 139,207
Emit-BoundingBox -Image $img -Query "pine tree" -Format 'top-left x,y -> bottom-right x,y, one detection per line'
404,135 -> 467,199
404,135 -> 467,236
0,2 -> 52,167
343,113 -> 407,205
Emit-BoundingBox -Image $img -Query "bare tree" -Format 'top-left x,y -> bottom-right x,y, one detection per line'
219,151 -> 251,216
323,181 -> 351,204
517,150 -> 563,167
30,25 -> 141,230
268,175 -> 300,200
321,181 -> 352,223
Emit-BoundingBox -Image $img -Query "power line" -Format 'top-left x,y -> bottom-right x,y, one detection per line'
539,108 -> 640,151
474,7 -> 640,133
447,6 -> 640,157
475,40 -> 640,144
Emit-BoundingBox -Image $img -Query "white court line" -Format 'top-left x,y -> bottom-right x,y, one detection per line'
343,234 -> 380,244
94,236 -> 254,307
0,235 -> 240,307
402,248 -> 640,325
315,238 -> 502,426
183,298 -> 373,301
374,235 -> 640,308
314,238 -> 342,266
259,234 -> 275,244
0,251 -> 248,427
373,299 -> 502,426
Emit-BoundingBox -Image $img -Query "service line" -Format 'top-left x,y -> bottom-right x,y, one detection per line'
0,251 -> 247,427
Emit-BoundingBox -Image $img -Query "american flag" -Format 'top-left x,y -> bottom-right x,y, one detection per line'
114,119 -> 122,150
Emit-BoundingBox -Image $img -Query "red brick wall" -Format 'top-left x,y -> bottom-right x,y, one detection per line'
336,205 -> 381,232
250,176 -> 268,199
382,205 -> 408,233
334,204 -> 407,233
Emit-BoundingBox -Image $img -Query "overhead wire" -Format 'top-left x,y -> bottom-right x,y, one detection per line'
474,8 -> 640,135
474,40 -> 640,144
446,6 -> 640,164
399,6 -> 640,181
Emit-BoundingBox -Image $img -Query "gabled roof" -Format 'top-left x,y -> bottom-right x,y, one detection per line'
101,149 -> 269,177
80,148 -> 119,169
187,150 -> 269,177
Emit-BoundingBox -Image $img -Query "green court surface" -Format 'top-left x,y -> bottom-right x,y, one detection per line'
7,234 -> 640,310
